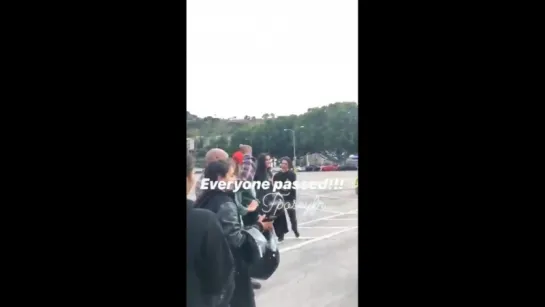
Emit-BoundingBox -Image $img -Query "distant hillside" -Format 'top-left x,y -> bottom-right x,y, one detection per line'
186,111 -> 264,138
186,112 -> 199,121
186,102 -> 358,159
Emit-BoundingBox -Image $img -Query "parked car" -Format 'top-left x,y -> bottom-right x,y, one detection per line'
296,166 -> 305,172
338,165 -> 358,171
345,154 -> 358,168
305,165 -> 321,172
320,164 -> 339,171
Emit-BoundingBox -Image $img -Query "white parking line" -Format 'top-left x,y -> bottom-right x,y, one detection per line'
299,226 -> 350,229
325,218 -> 358,221
282,237 -> 317,240
298,212 -> 348,226
304,209 -> 344,214
297,193 -> 357,200
297,208 -> 360,226
279,226 -> 358,253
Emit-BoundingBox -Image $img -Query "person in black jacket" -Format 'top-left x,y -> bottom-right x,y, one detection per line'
195,159 -> 273,307
272,157 -> 299,241
186,153 -> 235,307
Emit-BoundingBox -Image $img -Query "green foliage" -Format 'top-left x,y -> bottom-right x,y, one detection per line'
187,102 -> 358,157
214,136 -> 229,149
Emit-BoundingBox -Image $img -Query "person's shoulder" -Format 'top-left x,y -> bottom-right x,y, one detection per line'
188,207 -> 218,230
275,171 -> 287,178
216,200 -> 239,221
208,191 -> 235,207
188,207 -> 216,220
218,199 -> 237,210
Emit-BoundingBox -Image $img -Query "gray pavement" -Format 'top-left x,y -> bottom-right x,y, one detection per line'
189,171 -> 359,307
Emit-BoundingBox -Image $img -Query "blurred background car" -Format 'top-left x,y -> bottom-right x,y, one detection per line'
320,163 -> 339,171
337,165 -> 358,171
345,154 -> 358,168
305,165 -> 321,172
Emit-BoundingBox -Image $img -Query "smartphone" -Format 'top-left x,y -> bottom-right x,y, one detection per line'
263,216 -> 278,222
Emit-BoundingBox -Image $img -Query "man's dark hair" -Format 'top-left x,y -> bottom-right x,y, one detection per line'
204,159 -> 234,182
280,156 -> 293,169
187,151 -> 195,177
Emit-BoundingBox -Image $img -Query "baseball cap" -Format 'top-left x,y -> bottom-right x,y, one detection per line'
232,151 -> 244,165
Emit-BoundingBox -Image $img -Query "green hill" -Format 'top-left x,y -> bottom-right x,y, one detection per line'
186,102 -> 358,159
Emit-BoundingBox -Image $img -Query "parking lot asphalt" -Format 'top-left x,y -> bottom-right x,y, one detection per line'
189,171 -> 359,307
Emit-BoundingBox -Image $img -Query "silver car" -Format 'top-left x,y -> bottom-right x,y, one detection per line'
345,154 -> 358,168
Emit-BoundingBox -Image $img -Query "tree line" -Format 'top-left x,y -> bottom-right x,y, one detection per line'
189,102 -> 358,160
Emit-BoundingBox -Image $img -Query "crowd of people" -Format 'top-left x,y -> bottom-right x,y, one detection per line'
187,145 -> 299,307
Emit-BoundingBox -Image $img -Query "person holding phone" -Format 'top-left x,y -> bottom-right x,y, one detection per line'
195,159 -> 273,307
186,153 -> 235,307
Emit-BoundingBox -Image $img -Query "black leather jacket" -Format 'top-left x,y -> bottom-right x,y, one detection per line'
194,190 -> 264,251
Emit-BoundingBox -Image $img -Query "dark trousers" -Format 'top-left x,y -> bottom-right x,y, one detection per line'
274,208 -> 298,239
229,270 -> 256,307
286,208 -> 298,233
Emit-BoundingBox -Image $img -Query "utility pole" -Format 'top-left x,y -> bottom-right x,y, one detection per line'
283,126 -> 304,168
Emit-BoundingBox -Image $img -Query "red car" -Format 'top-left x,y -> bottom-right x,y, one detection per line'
320,164 -> 339,171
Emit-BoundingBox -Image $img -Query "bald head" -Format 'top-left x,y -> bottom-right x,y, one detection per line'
204,148 -> 229,166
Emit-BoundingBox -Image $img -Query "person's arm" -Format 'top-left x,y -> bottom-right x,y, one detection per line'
240,188 -> 260,223
237,202 -> 249,216
240,188 -> 257,207
233,190 -> 248,215
290,171 -> 297,200
198,213 -> 235,296
216,201 -> 264,248
271,172 -> 279,185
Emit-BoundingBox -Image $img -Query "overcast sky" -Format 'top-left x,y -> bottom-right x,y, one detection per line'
187,0 -> 357,119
